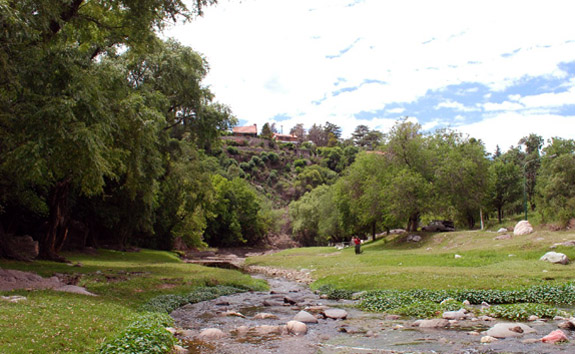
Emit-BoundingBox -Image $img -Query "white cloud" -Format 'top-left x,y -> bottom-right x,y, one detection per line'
483,101 -> 524,112
435,100 -> 478,112
164,0 -> 575,146
459,112 -> 575,153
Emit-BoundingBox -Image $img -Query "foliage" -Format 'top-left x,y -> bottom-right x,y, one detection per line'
204,176 -> 269,246
360,283 -> 575,314
96,312 -> 176,354
317,285 -> 355,300
536,138 -> 575,225
141,285 -> 246,313
482,303 -> 569,321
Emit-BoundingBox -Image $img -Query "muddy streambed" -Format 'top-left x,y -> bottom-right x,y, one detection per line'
170,274 -> 575,353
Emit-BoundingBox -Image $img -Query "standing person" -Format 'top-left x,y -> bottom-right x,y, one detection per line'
353,236 -> 361,254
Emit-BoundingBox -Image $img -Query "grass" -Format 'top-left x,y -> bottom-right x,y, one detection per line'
0,249 -> 266,353
246,227 -> 575,291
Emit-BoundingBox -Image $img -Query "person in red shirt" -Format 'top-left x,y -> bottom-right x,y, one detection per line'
353,236 -> 362,254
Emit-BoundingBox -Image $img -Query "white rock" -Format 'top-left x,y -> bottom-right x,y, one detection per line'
513,220 -> 534,236
485,323 -> 536,338
540,251 -> 570,265
413,319 -> 449,328
481,335 -> 498,343
294,310 -> 318,323
198,328 -> 226,340
165,327 -> 177,335
454,254 -> 462,259
463,300 -> 471,306
528,315 -> 540,321
286,321 -> 307,335
443,310 -> 467,320
324,309 -> 348,320
1,295 -> 27,303
497,228 -> 508,233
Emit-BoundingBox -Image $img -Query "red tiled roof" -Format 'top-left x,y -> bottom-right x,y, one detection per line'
232,125 -> 257,134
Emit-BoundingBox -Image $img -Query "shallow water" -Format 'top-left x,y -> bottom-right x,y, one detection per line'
171,275 -> 575,353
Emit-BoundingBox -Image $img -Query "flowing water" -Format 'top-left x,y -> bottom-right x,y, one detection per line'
171,274 -> 575,353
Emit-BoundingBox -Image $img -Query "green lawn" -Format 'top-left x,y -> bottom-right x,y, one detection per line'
0,249 -> 266,353
246,228 -> 575,291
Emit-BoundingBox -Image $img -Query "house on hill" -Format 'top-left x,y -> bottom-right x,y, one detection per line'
272,133 -> 299,143
232,124 -> 258,137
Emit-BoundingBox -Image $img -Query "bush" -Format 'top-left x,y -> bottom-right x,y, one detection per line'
239,162 -> 251,172
482,303 -> 570,321
317,285 -> 354,300
97,313 -> 176,354
250,155 -> 264,167
227,146 -> 239,155
293,159 -> 307,168
267,152 -> 279,163
359,283 -> 575,318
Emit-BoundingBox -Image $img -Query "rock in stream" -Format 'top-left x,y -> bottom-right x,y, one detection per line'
170,274 -> 575,353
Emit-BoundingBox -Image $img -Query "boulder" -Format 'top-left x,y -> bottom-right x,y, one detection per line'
513,220 -> 534,236
406,235 -> 422,242
294,310 -> 318,323
454,254 -> 462,259
286,321 -> 307,336
541,329 -> 568,343
324,309 -> 348,320
540,251 -> 570,265
4,235 -> 39,261
413,319 -> 449,328
485,323 -> 535,338
497,228 -> 508,233
198,328 -> 226,340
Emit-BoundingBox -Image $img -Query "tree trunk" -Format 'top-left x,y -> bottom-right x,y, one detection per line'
39,179 -> 71,261
497,207 -> 503,223
407,212 -> 420,232
372,221 -> 376,241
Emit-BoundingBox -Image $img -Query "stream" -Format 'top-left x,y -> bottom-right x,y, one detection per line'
170,273 -> 575,353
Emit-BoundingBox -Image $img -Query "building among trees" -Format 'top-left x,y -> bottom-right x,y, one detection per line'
232,124 -> 258,138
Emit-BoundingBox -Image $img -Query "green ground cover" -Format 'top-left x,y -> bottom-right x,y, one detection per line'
0,249 -> 266,353
246,228 -> 575,291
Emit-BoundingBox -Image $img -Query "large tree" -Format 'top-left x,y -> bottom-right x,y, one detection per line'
0,0 -> 217,260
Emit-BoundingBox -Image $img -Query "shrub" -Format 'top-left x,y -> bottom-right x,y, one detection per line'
97,313 -> 176,354
267,152 -> 279,163
239,162 -> 251,172
317,285 -> 354,300
293,159 -> 307,168
250,155 -> 264,167
482,303 -> 571,321
227,146 -> 239,155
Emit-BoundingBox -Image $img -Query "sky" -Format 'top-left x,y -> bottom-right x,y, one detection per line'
165,0 -> 575,154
